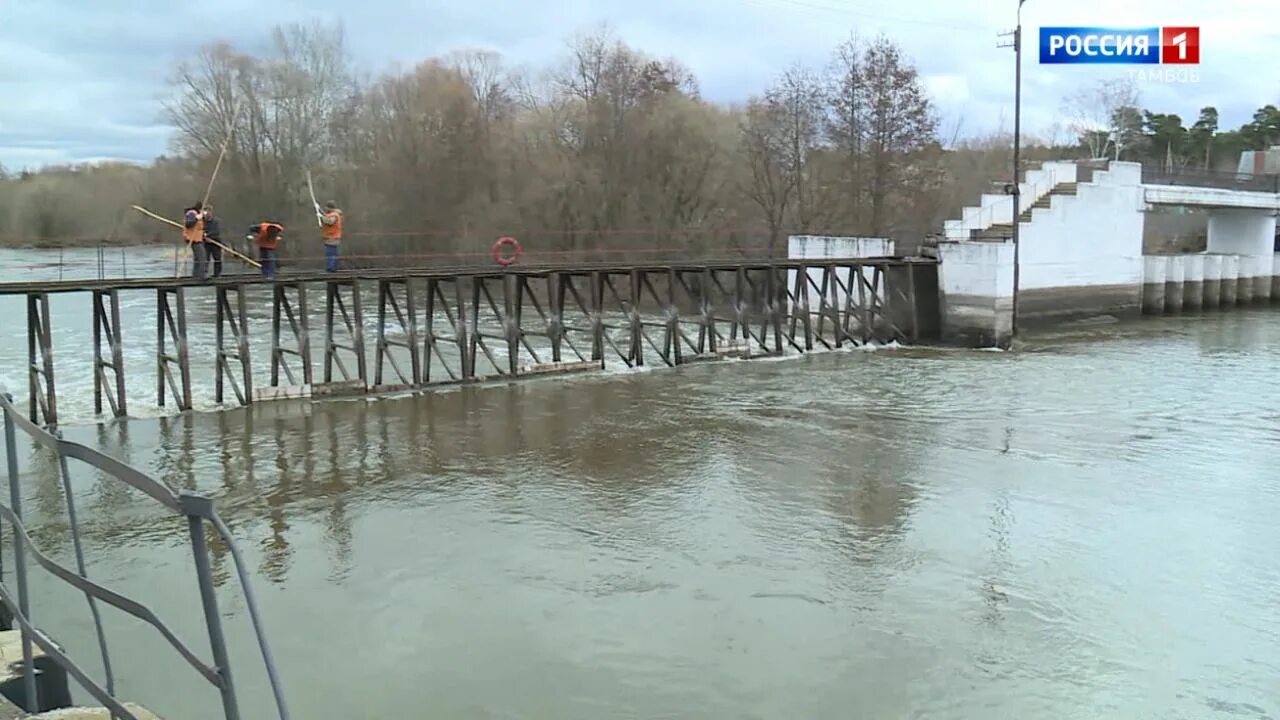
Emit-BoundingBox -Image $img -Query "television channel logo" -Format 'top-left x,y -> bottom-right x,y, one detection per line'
1039,27 -> 1200,65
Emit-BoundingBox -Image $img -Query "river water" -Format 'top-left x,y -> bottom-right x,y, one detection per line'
1,247 -> 1279,719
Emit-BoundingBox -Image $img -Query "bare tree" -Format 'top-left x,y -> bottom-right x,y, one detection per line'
841,36 -> 939,236
2,23 -> 1057,263
765,64 -> 827,232
739,98 -> 796,255
163,43 -> 247,158
1062,77 -> 1140,159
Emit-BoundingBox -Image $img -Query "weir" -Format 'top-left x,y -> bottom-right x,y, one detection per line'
0,258 -> 941,426
936,159 -> 1280,345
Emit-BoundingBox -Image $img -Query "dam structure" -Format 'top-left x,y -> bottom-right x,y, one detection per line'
935,160 -> 1280,346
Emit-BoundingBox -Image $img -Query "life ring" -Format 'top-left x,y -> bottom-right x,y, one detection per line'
492,236 -> 521,267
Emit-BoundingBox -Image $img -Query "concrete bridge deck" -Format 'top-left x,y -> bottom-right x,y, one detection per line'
1143,184 -> 1280,210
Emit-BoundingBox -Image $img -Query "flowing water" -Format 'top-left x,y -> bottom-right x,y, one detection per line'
1,247 -> 1279,719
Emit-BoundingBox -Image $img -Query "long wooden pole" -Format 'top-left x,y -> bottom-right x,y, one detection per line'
202,101 -> 240,210
131,205 -> 261,268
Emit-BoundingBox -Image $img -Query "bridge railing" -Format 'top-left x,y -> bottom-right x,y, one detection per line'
4,229 -> 780,284
1141,166 -> 1280,194
0,391 -> 290,720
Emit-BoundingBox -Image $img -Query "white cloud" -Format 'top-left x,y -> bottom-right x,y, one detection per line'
0,0 -> 1276,169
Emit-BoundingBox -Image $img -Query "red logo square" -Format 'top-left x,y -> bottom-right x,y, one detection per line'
1162,26 -> 1200,64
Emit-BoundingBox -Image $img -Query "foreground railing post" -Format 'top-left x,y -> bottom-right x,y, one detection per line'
2,396 -> 38,710
181,493 -> 241,720
54,432 -> 115,697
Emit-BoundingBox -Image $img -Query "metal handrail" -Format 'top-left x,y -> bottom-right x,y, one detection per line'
1141,165 -> 1280,194
0,391 -> 291,720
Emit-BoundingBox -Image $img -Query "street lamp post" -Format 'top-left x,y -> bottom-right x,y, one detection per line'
1012,0 -> 1025,338
1000,1 -> 1026,340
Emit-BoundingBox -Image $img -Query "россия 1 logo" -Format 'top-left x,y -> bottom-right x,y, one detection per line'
1039,27 -> 1200,64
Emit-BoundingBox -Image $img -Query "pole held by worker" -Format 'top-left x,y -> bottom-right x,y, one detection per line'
130,205 -> 262,268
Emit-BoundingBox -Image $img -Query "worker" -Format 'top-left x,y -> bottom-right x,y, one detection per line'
182,202 -> 207,280
247,220 -> 284,280
321,200 -> 343,272
202,204 -> 224,278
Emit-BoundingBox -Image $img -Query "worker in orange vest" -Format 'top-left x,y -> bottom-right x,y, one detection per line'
321,201 -> 343,272
181,202 -> 208,280
246,220 -> 284,280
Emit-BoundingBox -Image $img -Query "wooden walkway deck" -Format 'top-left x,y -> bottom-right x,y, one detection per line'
4,257 -> 942,426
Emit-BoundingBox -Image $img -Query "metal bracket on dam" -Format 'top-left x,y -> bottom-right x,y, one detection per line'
0,258 -> 942,426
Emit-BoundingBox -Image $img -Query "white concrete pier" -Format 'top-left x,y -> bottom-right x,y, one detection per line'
939,159 -> 1280,346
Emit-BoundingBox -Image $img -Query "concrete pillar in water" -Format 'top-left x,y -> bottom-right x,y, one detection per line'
1182,254 -> 1204,311
1163,255 -> 1185,314
1202,255 -> 1222,310
935,240 -> 1014,348
1273,252 -> 1280,302
1142,256 -> 1167,314
1206,209 -> 1277,306
1253,253 -> 1273,303
1221,255 -> 1240,306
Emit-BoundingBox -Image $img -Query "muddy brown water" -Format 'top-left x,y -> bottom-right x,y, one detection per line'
1,247 -> 1278,719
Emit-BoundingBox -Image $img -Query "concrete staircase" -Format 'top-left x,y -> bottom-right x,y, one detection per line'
969,181 -> 1082,241
1019,182 -> 1078,222
944,161 -> 1084,243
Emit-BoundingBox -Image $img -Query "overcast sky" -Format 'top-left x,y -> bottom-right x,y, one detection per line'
1,0 -> 1277,169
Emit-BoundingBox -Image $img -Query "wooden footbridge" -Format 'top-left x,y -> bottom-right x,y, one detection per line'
1,258 -> 941,426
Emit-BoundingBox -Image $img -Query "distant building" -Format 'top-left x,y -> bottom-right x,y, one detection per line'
1237,146 -> 1280,176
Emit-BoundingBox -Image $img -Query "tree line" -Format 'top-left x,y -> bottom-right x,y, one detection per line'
0,22 -> 1275,260
1061,77 -> 1280,171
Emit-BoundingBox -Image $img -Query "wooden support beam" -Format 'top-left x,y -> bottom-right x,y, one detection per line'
323,280 -> 367,389
374,278 -> 420,389
909,264 -> 921,344
590,272 -> 604,363
628,270 -> 643,367
792,265 -> 812,351
857,266 -> 871,344
156,287 -> 192,411
270,282 -> 312,388
92,289 -> 127,418
214,284 -> 252,406
665,269 -> 681,365
701,268 -> 716,355
26,293 -> 56,426
455,277 -> 473,380
421,278 -> 462,384
768,265 -> 783,355
547,273 -> 564,364
503,274 -> 520,376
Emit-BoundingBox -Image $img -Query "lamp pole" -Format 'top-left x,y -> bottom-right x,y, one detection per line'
1000,1 -> 1026,340
1012,0 -> 1025,338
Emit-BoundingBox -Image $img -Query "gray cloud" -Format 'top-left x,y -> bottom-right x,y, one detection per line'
1,0 -> 1276,169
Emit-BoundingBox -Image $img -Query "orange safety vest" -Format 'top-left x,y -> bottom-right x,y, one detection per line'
254,222 -> 284,250
321,210 -> 343,243
182,210 -> 204,244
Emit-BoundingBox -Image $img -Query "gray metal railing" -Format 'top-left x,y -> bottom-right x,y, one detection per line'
1141,165 -> 1280,194
0,391 -> 290,720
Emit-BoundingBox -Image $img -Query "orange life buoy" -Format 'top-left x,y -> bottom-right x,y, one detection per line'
492,236 -> 521,266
